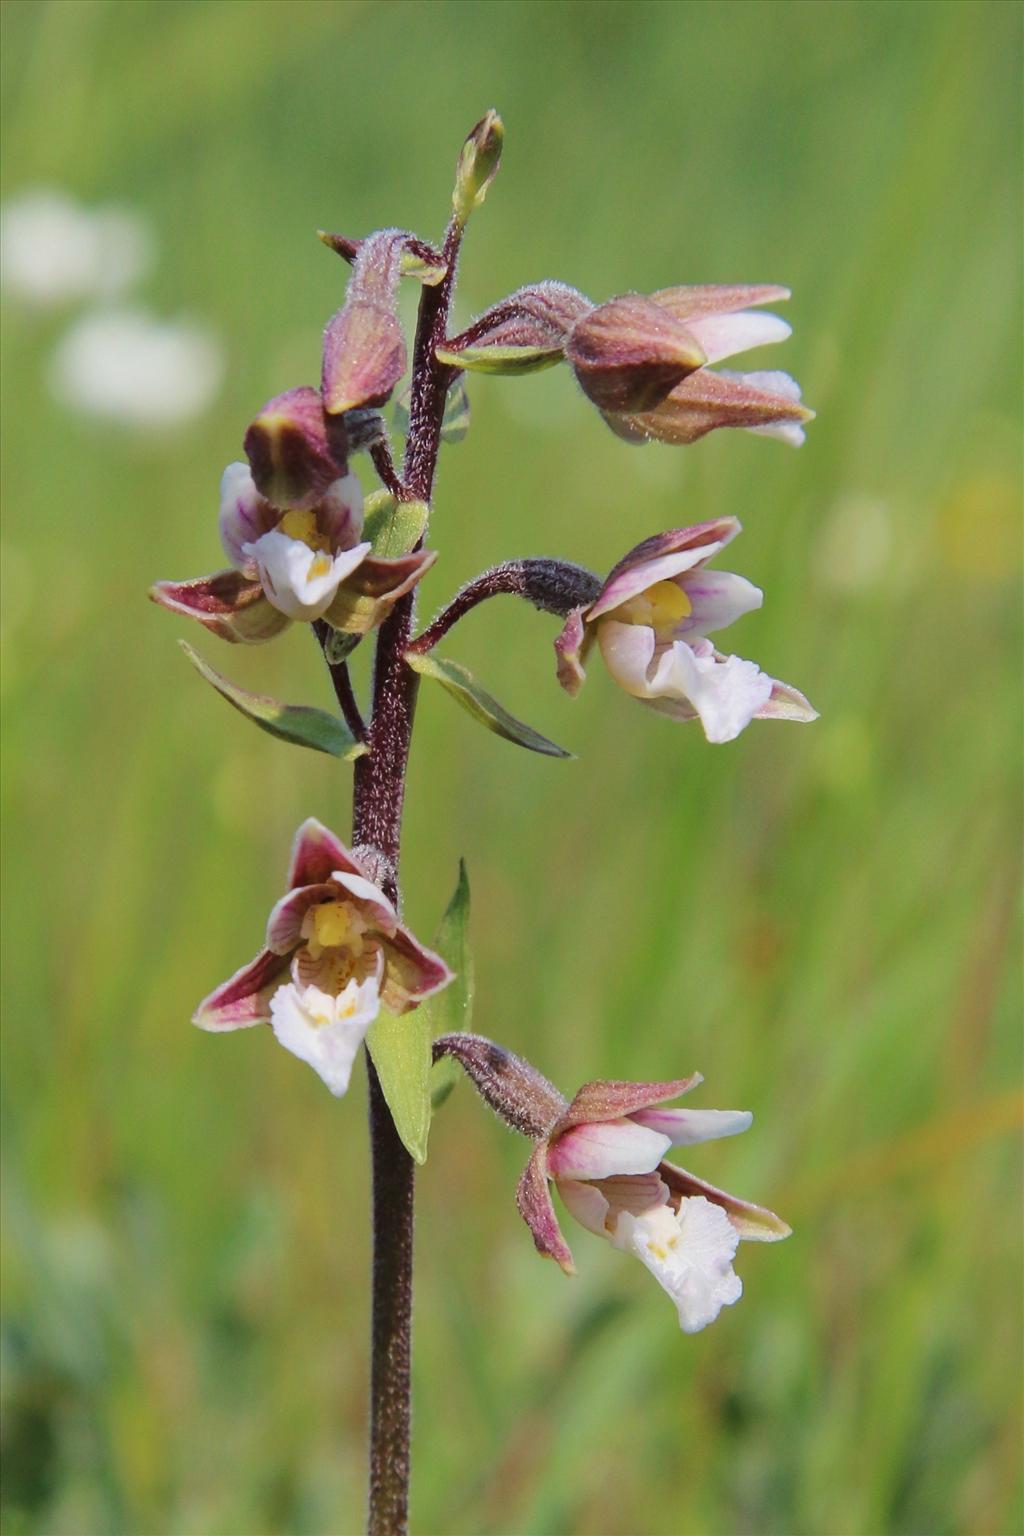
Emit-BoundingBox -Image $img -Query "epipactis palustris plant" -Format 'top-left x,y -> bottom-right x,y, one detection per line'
152,112 -> 815,1536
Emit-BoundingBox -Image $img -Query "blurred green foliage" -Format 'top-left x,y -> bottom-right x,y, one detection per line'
2,3 -> 1021,1533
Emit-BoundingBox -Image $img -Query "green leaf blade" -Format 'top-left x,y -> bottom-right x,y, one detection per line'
368,861 -> 474,1158
406,652 -> 573,759
434,342 -> 563,375
366,1009 -> 433,1165
362,490 -> 428,558
179,641 -> 366,759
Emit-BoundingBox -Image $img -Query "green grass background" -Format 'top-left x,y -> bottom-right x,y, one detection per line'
2,2 -> 1021,1533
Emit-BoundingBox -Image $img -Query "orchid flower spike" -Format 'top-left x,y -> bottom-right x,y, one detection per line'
150,388 -> 434,644
565,284 -> 813,446
195,820 -> 452,1095
555,518 -> 817,743
434,1034 -> 790,1334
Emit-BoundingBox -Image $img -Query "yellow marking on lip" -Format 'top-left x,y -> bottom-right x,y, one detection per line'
614,579 -> 693,634
278,507 -> 331,554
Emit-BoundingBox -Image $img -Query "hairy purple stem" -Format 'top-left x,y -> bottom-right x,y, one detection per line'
408,558 -> 601,654
346,213 -> 465,1536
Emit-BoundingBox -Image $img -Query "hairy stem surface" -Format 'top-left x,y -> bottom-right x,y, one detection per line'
344,214 -> 465,1536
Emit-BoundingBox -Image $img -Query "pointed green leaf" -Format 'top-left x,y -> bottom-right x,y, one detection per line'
406,652 -> 572,759
366,1008 -> 432,1165
367,861 -> 473,1159
435,342 -> 563,376
425,861 -> 474,1108
363,489 -> 429,558
179,641 -> 366,759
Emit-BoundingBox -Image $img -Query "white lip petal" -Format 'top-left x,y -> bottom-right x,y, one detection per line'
243,530 -> 370,620
614,1196 -> 743,1334
269,978 -> 380,1095
648,641 -> 774,743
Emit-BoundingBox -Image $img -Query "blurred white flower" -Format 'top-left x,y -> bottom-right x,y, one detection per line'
49,308 -> 224,428
1,188 -> 154,306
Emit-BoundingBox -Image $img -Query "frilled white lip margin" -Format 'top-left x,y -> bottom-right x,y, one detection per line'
269,976 -> 380,1096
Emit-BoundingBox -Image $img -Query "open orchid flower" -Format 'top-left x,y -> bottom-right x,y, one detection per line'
196,819 -> 453,1095
565,285 -> 813,446
151,393 -> 435,644
554,518 -> 817,744
433,1035 -> 789,1334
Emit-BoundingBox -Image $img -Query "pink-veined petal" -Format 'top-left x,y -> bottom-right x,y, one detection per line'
598,520 -> 741,600
677,571 -> 763,639
589,545 -> 727,622
265,881 -> 338,954
379,924 -> 454,1014
319,472 -> 365,551
193,947 -> 290,1031
218,461 -> 277,572
330,870 -> 399,935
286,818 -> 367,891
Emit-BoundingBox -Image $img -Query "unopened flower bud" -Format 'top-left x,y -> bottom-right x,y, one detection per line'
565,295 -> 707,413
322,230 -> 409,415
244,386 -> 348,510
433,1033 -> 566,1139
452,110 -> 504,223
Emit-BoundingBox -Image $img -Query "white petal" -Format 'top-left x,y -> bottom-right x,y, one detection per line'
320,472 -> 365,551
547,1119 -> 671,1181
679,571 -> 763,639
243,530 -> 370,621
557,1178 -> 612,1238
219,461 -> 275,571
720,368 -> 803,400
630,1107 -> 753,1145
685,310 -> 791,365
614,1196 -> 743,1333
746,419 -> 807,447
595,619 -> 658,697
558,1170 -> 670,1239
648,640 -> 773,743
269,978 -> 380,1095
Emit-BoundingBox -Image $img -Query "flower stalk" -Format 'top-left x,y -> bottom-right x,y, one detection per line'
154,107 -> 815,1536
346,207 -> 468,1536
